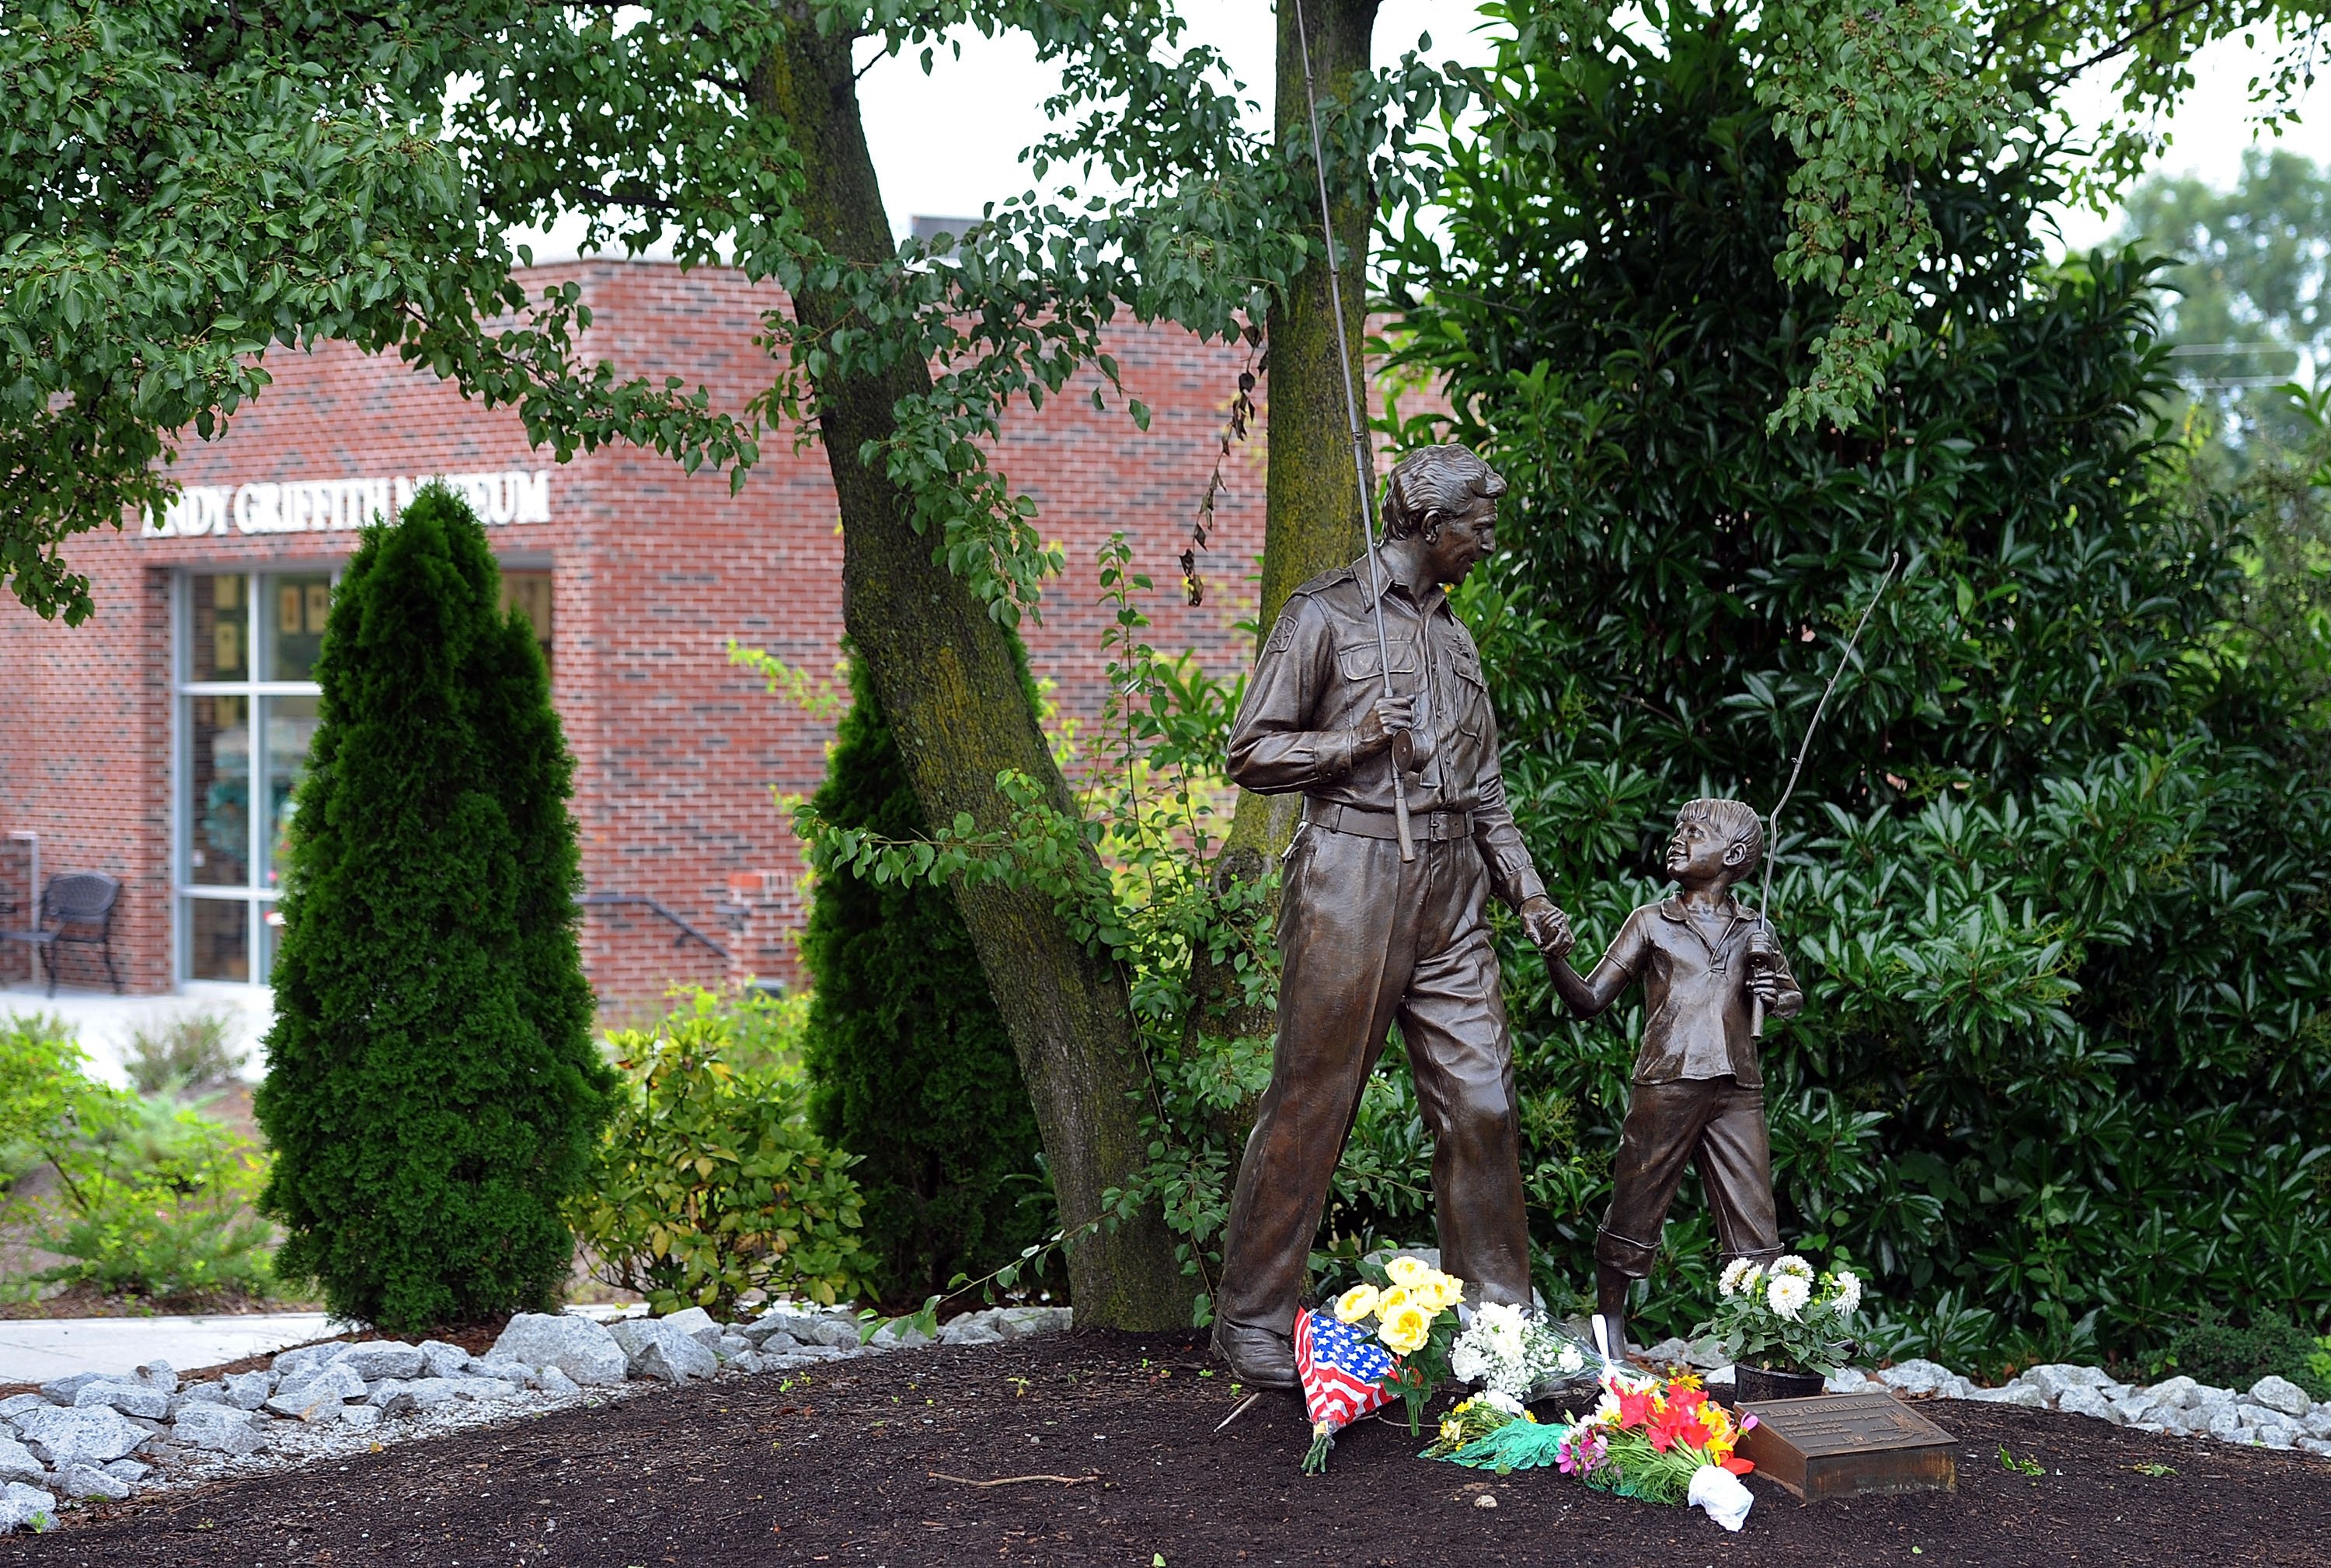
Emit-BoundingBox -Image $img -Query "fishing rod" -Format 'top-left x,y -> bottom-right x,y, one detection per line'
1291,0 -> 1414,862
1750,554 -> 1899,1036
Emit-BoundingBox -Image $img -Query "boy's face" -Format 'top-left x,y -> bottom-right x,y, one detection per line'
1665,814 -> 1741,887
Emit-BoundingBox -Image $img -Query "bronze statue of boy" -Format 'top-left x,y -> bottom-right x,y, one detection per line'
1542,797 -> 1802,1360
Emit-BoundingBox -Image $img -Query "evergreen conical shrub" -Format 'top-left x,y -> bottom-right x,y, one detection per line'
801,655 -> 1048,1305
256,485 -> 608,1331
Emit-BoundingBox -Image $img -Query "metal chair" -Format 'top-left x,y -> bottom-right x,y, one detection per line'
0,872 -> 124,996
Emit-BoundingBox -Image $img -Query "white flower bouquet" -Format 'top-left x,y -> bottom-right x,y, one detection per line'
1690,1254 -> 1864,1378
1447,1301 -> 1588,1402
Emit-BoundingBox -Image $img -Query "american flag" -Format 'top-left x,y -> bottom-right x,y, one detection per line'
1294,1308 -> 1395,1430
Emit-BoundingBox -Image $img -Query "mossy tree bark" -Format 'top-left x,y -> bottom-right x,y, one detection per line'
1203,0 -> 1383,1037
750,16 -> 1186,1330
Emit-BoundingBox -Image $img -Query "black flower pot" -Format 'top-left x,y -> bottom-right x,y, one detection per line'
1734,1365 -> 1827,1403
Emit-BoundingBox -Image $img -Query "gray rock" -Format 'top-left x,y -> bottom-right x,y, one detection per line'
607,1319 -> 719,1385
2304,1407 -> 2331,1440
265,1364 -> 366,1422
2057,1386 -> 2123,1424
340,1405 -> 382,1433
2298,1436 -> 2331,1458
2189,1383 -> 2236,1409
1703,1364 -> 1736,1389
0,1483 -> 57,1535
103,1458 -> 147,1483
54,1462 -> 131,1501
995,1306 -> 1073,1340
468,1356 -> 540,1389
270,1342 -> 350,1382
1824,1368 -> 1877,1394
1876,1359 -> 1956,1397
2021,1364 -> 2111,1402
714,1333 -> 754,1361
132,1361 -> 177,1394
337,1343 -> 425,1382
170,1405 -> 263,1456
453,1378 -> 521,1402
867,1319 -> 933,1351
747,1309 -> 861,1350
765,1346 -> 847,1369
659,1307 -> 722,1347
0,1396 -> 48,1426
1638,1336 -> 1692,1367
487,1312 -> 629,1388
14,1405 -> 142,1466
724,1351 -> 764,1376
1960,1382 -> 2047,1408
1938,1375 -> 1976,1399
371,1378 -> 465,1417
750,1329 -> 801,1357
221,1371 -> 275,1410
35,1373 -> 108,1406
939,1315 -> 1005,1348
73,1381 -> 170,1420
2208,1404 -> 2250,1443
2253,1418 -> 2301,1450
416,1340 -> 472,1380
2249,1375 -> 2312,1418
0,1440 -> 42,1487
537,1366 -> 581,1400
166,1383 -> 235,1417
2141,1375 -> 2200,1409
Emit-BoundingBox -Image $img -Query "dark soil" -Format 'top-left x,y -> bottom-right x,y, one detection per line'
10,1330 -> 2326,1566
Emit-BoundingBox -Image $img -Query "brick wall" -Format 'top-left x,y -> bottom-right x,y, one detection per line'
0,260 -> 1271,1006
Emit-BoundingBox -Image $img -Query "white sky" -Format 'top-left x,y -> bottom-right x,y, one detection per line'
526,9 -> 2331,268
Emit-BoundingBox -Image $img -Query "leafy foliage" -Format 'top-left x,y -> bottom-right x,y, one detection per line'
799,653 -> 1054,1305
2165,1306 -> 2331,1400
570,990 -> 874,1317
255,485 -> 609,1332
1381,8 -> 2331,1366
123,1009 -> 245,1096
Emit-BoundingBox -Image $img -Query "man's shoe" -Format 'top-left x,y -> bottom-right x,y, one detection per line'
1210,1320 -> 1298,1389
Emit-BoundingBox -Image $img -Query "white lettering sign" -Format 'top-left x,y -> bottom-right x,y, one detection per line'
142,470 -> 553,538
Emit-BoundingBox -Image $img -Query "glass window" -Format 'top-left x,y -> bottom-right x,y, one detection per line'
176,570 -> 326,984
189,573 -> 249,683
500,570 -> 553,671
264,573 -> 333,681
186,897 -> 250,983
184,695 -> 250,886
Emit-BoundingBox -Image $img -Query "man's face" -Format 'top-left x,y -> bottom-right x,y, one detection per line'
1422,494 -> 1498,586
1665,814 -> 1738,885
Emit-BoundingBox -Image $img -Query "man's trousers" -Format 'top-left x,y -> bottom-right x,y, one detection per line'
1213,823 -> 1533,1347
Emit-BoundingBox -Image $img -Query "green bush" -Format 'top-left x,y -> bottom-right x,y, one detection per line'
2165,1308 -> 2331,1401
38,1089 -> 274,1305
569,991 -> 873,1316
256,485 -> 610,1331
124,1009 -> 244,1096
0,1013 -> 83,1179
800,654 -> 1052,1305
1375,7 -> 2331,1363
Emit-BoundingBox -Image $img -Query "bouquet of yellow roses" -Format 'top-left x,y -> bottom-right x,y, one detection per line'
1328,1253 -> 1466,1435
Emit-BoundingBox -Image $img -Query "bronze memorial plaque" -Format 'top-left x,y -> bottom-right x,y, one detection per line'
1733,1392 -> 1956,1501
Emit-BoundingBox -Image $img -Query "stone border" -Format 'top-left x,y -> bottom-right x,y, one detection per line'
0,1302 -> 1073,1534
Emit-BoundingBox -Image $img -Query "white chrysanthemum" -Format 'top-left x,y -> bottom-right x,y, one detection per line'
1481,1389 -> 1525,1418
1718,1257 -> 1760,1298
1831,1270 -> 1862,1316
1450,1342 -> 1488,1383
1556,1343 -> 1585,1375
1766,1273 -> 1811,1319
1772,1254 -> 1814,1281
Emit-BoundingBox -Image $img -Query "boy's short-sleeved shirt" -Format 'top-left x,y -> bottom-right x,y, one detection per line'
1598,897 -> 1793,1087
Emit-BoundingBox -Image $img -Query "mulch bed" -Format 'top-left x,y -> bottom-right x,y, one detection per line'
9,1329 -> 2326,1566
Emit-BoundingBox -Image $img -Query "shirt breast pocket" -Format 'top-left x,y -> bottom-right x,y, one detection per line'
1448,646 -> 1489,737
1336,639 -> 1420,686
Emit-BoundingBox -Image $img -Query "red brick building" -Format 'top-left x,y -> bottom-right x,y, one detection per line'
0,262 -> 1267,1009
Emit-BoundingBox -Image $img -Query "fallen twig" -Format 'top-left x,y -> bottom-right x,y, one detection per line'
1213,1391 -> 1264,1434
928,1472 -> 1102,1488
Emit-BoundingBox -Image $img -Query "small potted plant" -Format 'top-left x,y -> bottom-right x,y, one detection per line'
1693,1254 -> 1862,1402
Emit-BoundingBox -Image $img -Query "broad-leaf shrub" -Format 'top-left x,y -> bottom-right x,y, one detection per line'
570,992 -> 873,1318
1380,7 -> 2331,1365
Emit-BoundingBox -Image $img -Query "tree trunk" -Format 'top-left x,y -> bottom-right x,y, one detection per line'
1200,0 -> 1382,1032
752,17 -> 1187,1330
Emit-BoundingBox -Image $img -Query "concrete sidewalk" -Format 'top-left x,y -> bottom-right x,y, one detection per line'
0,1312 -> 337,1384
0,1303 -> 638,1384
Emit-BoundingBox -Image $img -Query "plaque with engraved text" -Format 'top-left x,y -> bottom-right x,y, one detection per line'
1733,1391 -> 1957,1500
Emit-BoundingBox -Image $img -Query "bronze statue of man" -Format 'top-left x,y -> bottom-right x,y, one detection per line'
1211,443 -> 1570,1389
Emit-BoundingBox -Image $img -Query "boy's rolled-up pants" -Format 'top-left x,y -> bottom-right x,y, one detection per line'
1214,817 -> 1534,1346
1595,1076 -> 1782,1277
